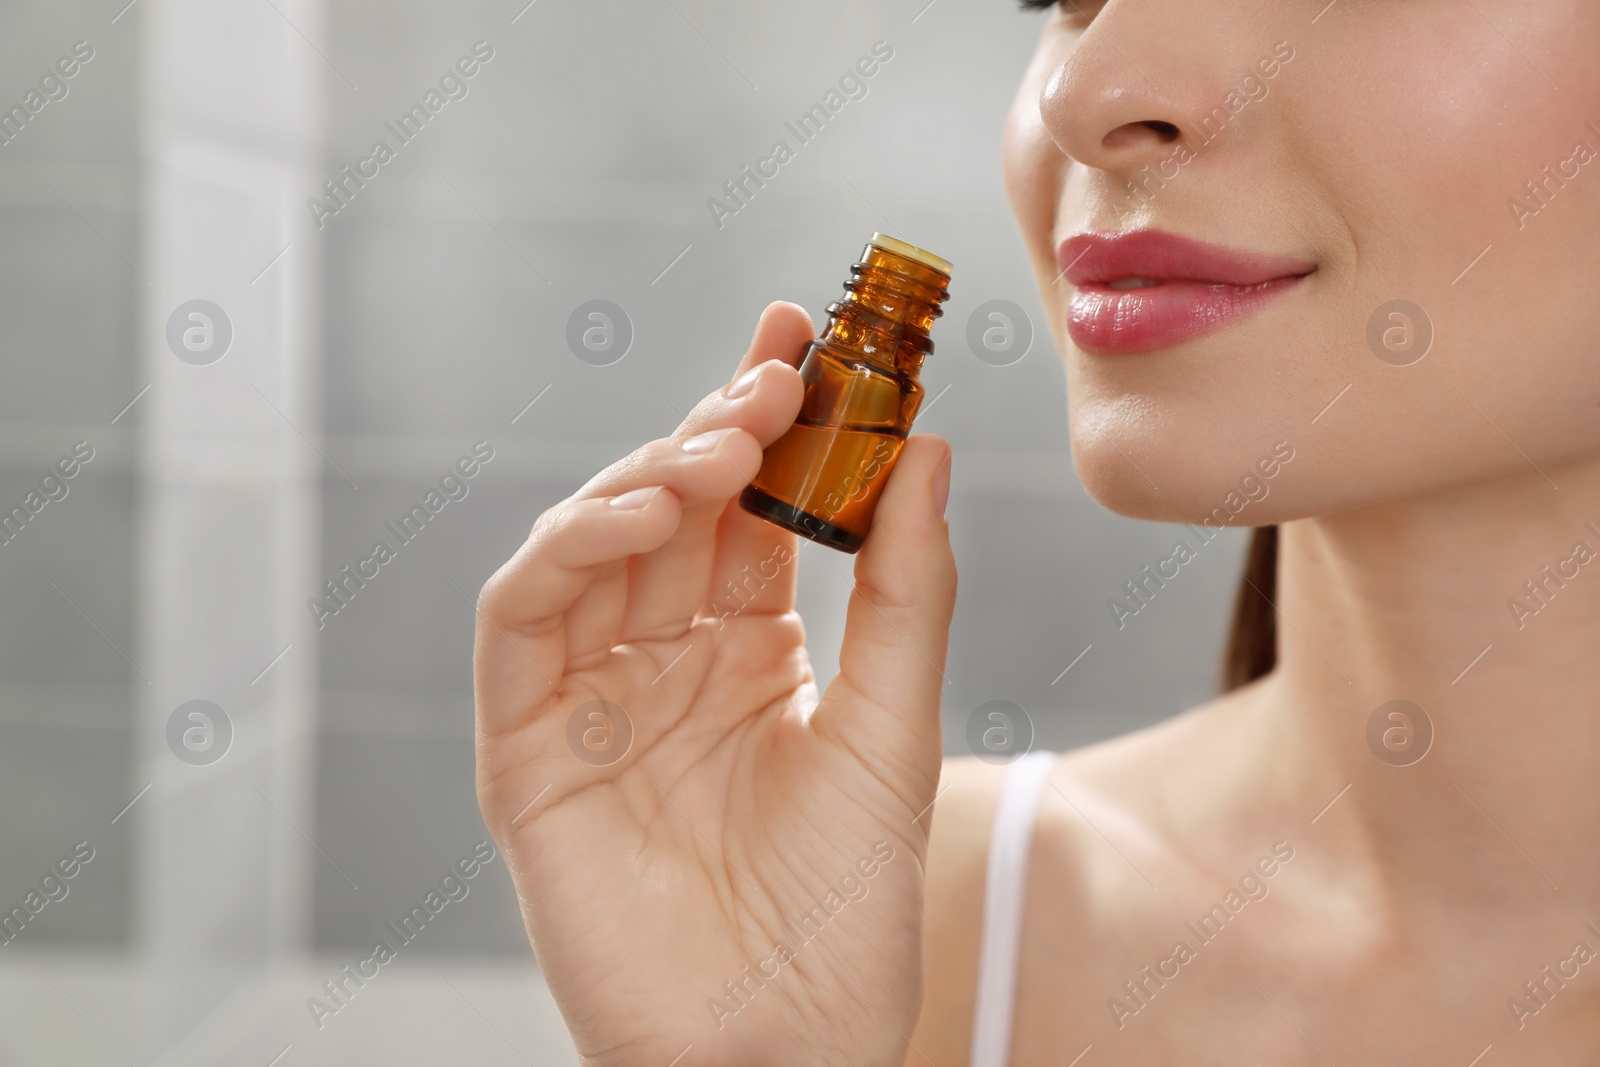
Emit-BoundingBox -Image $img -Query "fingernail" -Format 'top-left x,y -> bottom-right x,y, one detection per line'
682,427 -> 738,455
723,365 -> 763,399
932,449 -> 952,518
609,486 -> 663,510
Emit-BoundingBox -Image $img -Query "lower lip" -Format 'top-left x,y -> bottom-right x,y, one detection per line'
1067,275 -> 1307,354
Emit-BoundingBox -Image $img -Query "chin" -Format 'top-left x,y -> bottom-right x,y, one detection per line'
1068,406 -> 1306,529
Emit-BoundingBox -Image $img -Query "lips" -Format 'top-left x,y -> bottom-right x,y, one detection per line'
1057,230 -> 1316,354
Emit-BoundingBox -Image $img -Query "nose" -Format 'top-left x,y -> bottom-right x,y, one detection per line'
1038,20 -> 1207,175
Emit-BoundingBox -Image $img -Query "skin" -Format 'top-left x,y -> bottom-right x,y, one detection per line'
475,0 -> 1600,1063
915,0 -> 1600,1063
474,302 -> 956,1067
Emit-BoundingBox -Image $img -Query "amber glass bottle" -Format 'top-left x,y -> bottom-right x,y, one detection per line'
740,233 -> 952,553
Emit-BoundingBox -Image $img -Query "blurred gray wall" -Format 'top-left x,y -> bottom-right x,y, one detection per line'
0,0 -> 1246,1063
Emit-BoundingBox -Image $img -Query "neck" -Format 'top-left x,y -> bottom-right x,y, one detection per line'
1267,455 -> 1600,904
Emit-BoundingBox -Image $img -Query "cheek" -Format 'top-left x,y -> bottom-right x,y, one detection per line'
1310,11 -> 1598,282
1308,8 -> 1600,479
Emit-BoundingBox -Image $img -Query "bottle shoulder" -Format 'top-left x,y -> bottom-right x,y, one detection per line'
808,339 -> 925,391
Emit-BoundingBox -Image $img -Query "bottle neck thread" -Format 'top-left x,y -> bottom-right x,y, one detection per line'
821,243 -> 951,374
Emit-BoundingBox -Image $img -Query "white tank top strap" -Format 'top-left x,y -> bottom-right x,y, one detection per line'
969,748 -> 1056,1067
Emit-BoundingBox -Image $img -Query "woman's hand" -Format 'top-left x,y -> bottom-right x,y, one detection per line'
472,301 -> 957,1067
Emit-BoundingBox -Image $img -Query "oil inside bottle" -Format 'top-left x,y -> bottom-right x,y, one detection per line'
741,234 -> 951,553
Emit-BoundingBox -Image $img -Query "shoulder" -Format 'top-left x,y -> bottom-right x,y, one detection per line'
909,754 -> 1017,1065
908,684 -> 1268,1064
1005,681 -> 1314,1055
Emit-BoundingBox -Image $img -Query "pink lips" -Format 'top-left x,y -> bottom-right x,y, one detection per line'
1058,230 -> 1316,354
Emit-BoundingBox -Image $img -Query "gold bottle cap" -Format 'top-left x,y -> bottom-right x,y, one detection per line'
867,232 -> 952,276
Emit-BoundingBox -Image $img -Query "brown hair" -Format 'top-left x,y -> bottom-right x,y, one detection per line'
1221,525 -> 1278,691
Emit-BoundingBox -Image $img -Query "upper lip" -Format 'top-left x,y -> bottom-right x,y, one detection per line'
1058,230 -> 1317,288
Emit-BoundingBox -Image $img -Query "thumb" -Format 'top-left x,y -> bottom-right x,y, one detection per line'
812,434 -> 956,793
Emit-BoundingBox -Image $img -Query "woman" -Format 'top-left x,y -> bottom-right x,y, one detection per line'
472,0 -> 1600,1061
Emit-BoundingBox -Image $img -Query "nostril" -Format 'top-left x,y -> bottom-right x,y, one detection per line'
1102,118 -> 1182,151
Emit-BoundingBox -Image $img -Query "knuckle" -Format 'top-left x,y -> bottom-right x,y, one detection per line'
475,572 -> 499,612
852,573 -> 918,614
475,564 -> 517,623
529,496 -> 583,549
